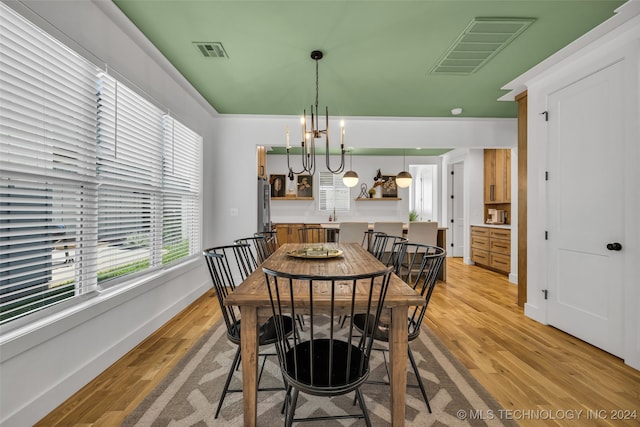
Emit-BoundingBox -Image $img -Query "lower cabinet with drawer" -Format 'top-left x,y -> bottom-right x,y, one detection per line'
471,226 -> 511,274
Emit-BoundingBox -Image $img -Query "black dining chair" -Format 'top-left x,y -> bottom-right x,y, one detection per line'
238,234 -> 308,331
235,235 -> 272,265
263,266 -> 393,427
363,230 -> 383,252
254,230 -> 279,255
297,226 -> 335,244
338,232 -> 405,329
203,244 -> 294,418
354,243 -> 446,413
369,233 -> 407,266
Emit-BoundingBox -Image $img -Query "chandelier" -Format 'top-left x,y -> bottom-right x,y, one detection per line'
286,50 -> 345,178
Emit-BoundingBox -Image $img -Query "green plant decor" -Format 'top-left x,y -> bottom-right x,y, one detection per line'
409,210 -> 419,222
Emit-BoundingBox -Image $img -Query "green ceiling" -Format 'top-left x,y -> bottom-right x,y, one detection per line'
113,0 -> 624,119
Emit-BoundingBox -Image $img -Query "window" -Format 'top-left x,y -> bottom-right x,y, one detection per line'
409,164 -> 438,222
318,172 -> 350,212
0,4 -> 202,325
161,116 -> 202,265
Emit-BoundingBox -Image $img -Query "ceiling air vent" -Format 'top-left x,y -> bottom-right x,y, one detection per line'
430,17 -> 535,75
193,42 -> 229,59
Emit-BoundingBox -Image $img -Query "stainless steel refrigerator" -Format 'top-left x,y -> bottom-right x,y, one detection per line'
257,177 -> 271,233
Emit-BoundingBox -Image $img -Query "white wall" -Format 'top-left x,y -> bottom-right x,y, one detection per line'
0,1 -> 219,426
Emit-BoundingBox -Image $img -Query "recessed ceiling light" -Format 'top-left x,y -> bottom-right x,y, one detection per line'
451,107 -> 463,115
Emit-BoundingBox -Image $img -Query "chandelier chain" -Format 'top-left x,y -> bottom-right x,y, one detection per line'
315,59 -> 319,110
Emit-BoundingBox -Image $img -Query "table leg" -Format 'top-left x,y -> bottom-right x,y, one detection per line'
240,305 -> 259,427
389,306 -> 408,426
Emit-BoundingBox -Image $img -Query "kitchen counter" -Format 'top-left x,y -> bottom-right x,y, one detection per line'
471,223 -> 511,229
319,223 -> 447,231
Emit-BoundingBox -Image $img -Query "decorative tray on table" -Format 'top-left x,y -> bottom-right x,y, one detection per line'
286,246 -> 343,259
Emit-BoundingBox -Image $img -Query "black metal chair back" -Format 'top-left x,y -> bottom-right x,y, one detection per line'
235,235 -> 271,265
203,244 -> 248,342
394,243 -> 445,339
254,230 -> 279,256
354,243 -> 445,414
297,226 -> 335,244
263,266 -> 393,427
203,244 -> 292,418
367,231 -> 386,255
371,234 -> 407,266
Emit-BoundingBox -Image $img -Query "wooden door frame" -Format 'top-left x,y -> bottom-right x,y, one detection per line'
516,91 -> 527,307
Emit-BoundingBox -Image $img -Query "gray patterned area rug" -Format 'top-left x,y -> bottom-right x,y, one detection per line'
122,319 -> 518,427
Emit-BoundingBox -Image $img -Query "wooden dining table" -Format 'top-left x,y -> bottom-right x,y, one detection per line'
225,242 -> 425,426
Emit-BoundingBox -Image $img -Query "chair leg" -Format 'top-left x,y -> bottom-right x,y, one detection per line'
355,388 -> 372,427
285,387 -> 299,427
281,384 -> 293,414
408,346 -> 432,413
296,314 -> 305,330
215,345 -> 241,418
339,315 -> 349,328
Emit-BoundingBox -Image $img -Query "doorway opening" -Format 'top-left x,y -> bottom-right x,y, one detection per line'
408,164 -> 438,223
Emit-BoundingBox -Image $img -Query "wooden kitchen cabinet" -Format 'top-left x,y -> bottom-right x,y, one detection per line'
257,145 -> 267,179
484,149 -> 511,204
471,226 -> 510,274
274,223 -> 321,244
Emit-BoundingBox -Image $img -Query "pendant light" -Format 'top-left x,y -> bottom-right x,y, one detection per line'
342,149 -> 359,187
396,150 -> 412,188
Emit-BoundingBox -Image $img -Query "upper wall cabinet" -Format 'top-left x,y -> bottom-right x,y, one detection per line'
484,148 -> 511,204
257,146 -> 267,179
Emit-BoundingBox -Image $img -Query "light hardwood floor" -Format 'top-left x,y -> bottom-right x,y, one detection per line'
36,258 -> 640,426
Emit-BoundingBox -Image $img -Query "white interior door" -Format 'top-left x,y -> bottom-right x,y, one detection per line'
450,162 -> 464,257
546,60 -> 625,357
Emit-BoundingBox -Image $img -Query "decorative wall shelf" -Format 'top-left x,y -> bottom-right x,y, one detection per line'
272,196 -> 314,201
355,197 -> 401,201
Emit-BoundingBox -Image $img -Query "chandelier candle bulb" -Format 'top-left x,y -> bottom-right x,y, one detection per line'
286,128 -> 290,149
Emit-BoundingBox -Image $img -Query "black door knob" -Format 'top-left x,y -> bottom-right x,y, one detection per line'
606,242 -> 622,251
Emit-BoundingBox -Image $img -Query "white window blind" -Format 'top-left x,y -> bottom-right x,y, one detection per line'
0,3 -> 202,325
318,172 -> 350,212
0,5 -> 99,323
96,74 -> 164,282
162,116 -> 202,265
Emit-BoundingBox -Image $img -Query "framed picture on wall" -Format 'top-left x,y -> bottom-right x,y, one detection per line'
270,174 -> 286,198
381,175 -> 398,198
296,174 -> 313,198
